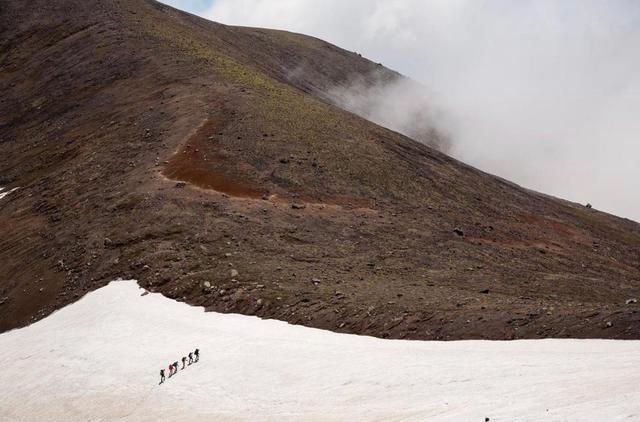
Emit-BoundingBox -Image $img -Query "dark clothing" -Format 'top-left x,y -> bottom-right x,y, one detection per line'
188,353 -> 193,364
194,349 -> 200,362
181,357 -> 187,369
160,370 -> 165,383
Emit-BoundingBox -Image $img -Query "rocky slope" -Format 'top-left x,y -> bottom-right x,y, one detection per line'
1,0 -> 639,339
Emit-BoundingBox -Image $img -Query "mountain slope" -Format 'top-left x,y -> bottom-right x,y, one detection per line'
1,0 -> 639,339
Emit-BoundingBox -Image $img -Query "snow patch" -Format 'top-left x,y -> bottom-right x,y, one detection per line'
1,279 -> 639,421
0,186 -> 19,199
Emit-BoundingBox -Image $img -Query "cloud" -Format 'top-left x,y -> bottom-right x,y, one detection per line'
325,71 -> 452,152
197,0 -> 640,221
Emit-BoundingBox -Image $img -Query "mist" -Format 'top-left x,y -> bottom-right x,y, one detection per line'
326,71 -> 452,152
191,0 -> 640,221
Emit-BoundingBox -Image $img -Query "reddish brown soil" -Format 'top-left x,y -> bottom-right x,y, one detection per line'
1,0 -> 639,340
164,115 -> 266,198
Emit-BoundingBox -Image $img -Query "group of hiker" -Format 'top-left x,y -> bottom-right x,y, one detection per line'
160,348 -> 199,384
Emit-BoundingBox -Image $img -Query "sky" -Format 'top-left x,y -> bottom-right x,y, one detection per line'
160,0 -> 640,222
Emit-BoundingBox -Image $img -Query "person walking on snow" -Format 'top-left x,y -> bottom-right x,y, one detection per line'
160,369 -> 165,384
168,363 -> 174,377
188,352 -> 193,365
173,361 -> 179,374
181,356 -> 187,370
194,348 -> 199,362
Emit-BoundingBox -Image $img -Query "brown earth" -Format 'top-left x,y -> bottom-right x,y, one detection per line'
1,0 -> 639,340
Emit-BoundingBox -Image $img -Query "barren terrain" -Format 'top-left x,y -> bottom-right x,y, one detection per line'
1,0 -> 639,339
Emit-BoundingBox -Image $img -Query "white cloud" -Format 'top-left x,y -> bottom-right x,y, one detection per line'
197,0 -> 640,221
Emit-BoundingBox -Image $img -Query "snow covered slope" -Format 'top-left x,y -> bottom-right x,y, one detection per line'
1,280 -> 639,421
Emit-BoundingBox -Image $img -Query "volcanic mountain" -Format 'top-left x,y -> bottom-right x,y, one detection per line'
1,0 -> 639,339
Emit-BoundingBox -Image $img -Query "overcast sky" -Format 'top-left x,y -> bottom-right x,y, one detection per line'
161,0 -> 640,222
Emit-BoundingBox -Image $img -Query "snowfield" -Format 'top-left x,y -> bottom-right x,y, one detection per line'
1,280 -> 639,421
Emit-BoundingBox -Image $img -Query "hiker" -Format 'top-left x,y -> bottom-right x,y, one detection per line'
188,352 -> 193,365
194,348 -> 199,362
160,369 -> 165,384
181,356 -> 187,370
173,361 -> 179,374
168,363 -> 174,377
